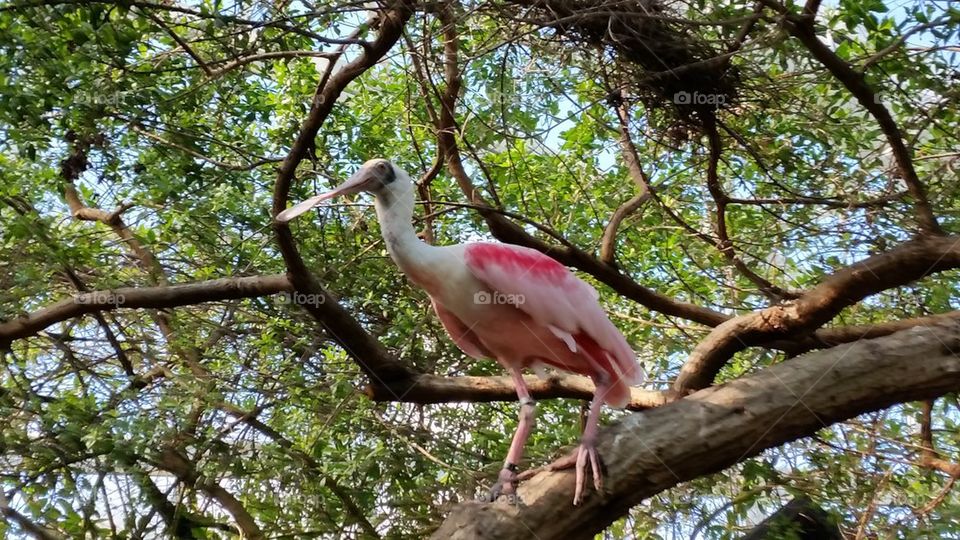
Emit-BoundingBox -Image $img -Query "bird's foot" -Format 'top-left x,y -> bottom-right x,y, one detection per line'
573,443 -> 604,505
485,466 -> 521,504
546,452 -> 578,472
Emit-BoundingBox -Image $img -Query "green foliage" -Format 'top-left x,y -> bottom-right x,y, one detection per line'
0,0 -> 958,538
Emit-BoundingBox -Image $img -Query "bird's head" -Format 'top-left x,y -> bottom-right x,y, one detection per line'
276,158 -> 414,223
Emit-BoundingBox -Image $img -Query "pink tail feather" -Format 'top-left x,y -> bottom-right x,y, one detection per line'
574,334 -> 636,409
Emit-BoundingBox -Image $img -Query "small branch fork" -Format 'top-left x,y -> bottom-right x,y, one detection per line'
613,101 -> 799,300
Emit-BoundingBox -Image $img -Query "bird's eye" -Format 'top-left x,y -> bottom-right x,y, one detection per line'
381,162 -> 396,184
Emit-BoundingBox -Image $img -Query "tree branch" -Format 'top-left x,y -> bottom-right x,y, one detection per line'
271,3 -> 417,385
366,372 -> 673,411
675,235 -> 960,392
0,491 -> 66,540
702,116 -> 798,300
919,399 -> 960,478
599,193 -> 650,265
0,275 -> 291,346
154,448 -> 264,540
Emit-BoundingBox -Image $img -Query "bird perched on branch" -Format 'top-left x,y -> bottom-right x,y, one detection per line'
277,158 -> 644,504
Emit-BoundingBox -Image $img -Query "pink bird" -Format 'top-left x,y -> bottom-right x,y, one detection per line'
278,158 -> 643,504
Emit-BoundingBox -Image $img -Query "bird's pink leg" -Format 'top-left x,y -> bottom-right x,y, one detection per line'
487,367 -> 536,503
574,382 -> 608,505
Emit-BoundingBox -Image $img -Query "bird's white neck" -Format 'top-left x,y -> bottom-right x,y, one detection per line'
374,189 -> 436,287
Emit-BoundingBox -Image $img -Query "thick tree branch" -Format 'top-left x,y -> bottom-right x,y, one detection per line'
433,322 -> 960,539
0,275 -> 292,346
675,235 -> 960,392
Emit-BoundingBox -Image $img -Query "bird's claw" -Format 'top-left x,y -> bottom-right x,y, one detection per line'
485,467 -> 520,504
573,443 -> 604,505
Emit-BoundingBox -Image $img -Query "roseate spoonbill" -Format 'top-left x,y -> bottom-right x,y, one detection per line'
277,158 -> 643,504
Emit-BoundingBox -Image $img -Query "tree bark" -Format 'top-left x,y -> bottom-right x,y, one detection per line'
432,322 -> 960,539
0,274 -> 292,345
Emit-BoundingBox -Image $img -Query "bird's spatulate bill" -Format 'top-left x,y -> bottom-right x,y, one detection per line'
275,194 -> 330,223
275,170 -> 374,222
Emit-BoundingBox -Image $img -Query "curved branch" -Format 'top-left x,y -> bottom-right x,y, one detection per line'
599,193 -> 650,265
433,322 -> 960,539
675,235 -> 960,392
154,448 -> 264,540
919,399 -> 960,478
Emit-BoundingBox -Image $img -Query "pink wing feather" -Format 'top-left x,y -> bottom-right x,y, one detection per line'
463,242 -> 643,405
